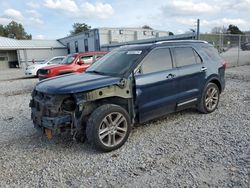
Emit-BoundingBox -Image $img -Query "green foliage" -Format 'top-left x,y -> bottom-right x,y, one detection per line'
0,21 -> 32,39
0,24 -> 5,36
70,23 -> 91,35
227,24 -> 243,35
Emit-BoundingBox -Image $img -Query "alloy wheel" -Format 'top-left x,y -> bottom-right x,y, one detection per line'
205,87 -> 219,111
98,112 -> 128,147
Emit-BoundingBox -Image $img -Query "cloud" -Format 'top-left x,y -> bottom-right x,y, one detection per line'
44,0 -> 78,12
202,18 -> 247,27
2,9 -> 24,22
27,1 -> 40,9
28,17 -> 44,25
233,0 -> 250,10
0,18 -> 11,25
162,0 -> 220,16
26,10 -> 44,25
176,17 -> 247,27
176,18 -> 197,27
0,8 -> 44,27
175,17 -> 248,32
43,0 -> 114,19
80,2 -> 114,19
34,34 -> 45,39
26,10 -> 41,18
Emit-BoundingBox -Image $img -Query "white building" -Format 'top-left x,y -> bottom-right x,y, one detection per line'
58,27 -> 170,53
0,36 -> 67,70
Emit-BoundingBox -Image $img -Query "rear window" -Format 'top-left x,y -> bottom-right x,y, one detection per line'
202,47 -> 222,62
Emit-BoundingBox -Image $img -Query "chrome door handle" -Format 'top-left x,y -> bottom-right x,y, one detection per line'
201,67 -> 207,71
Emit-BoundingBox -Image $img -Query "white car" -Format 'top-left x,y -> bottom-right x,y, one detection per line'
25,56 -> 65,77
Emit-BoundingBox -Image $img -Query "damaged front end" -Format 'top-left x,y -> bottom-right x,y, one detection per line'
30,90 -> 79,138
30,79 -> 133,140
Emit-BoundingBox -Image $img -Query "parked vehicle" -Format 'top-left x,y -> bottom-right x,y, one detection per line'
241,42 -> 250,51
30,40 -> 226,151
38,52 -> 108,80
25,56 -> 65,77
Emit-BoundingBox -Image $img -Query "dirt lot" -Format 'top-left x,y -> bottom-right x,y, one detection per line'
0,67 -> 249,187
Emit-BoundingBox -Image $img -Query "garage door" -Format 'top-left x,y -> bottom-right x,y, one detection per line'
0,56 -> 8,70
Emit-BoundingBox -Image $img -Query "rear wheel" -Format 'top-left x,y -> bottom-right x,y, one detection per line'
86,104 -> 131,152
198,83 -> 220,113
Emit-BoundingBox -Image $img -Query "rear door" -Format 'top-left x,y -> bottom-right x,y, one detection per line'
172,47 -> 206,109
135,47 -> 179,123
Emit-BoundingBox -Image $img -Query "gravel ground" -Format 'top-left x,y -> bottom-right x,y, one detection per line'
0,67 -> 249,187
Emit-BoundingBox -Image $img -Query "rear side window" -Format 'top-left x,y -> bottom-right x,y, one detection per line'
141,48 -> 172,74
80,55 -> 94,64
173,47 -> 198,67
202,46 -> 222,62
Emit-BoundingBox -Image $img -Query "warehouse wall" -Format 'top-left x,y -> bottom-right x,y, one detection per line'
99,28 -> 170,45
58,28 -> 170,54
59,29 -> 98,53
0,50 -> 18,70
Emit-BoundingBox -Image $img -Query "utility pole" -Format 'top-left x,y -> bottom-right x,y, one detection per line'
196,19 -> 200,40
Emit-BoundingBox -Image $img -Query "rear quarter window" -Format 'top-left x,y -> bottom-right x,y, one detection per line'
202,46 -> 222,62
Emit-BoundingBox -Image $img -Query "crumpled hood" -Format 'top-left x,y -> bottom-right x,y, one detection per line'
35,72 -> 121,94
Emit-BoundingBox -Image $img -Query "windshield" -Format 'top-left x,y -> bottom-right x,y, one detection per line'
60,55 -> 75,64
86,49 -> 146,77
39,59 -> 49,64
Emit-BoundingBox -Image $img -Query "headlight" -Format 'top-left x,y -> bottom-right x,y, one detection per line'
61,97 -> 76,111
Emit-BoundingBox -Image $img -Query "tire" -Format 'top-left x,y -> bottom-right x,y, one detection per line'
198,83 -> 220,114
86,104 -> 131,152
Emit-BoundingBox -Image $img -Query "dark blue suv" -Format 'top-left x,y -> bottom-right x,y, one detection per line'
30,40 -> 226,151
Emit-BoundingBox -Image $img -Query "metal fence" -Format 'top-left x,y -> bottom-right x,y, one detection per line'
200,34 -> 250,67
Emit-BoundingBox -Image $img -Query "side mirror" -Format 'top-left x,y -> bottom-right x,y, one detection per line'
78,60 -> 85,65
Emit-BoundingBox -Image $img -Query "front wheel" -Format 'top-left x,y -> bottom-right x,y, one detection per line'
198,83 -> 220,113
86,104 -> 131,152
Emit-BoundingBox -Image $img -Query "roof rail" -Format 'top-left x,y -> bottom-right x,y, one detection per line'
155,40 -> 208,45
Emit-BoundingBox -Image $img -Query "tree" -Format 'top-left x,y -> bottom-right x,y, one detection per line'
0,24 -> 5,36
0,21 -> 32,39
142,25 -> 153,30
70,23 -> 91,35
227,24 -> 243,34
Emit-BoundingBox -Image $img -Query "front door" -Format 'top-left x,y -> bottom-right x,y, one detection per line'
135,47 -> 179,123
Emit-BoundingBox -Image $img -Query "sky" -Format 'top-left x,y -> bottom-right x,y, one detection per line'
0,0 -> 249,40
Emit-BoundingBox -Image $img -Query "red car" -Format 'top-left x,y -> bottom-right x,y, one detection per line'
38,51 -> 108,80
